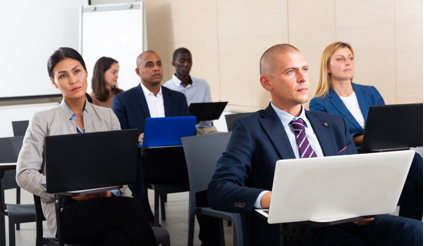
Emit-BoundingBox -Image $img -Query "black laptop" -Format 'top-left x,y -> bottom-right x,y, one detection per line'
189,102 -> 228,122
360,103 -> 423,153
43,129 -> 138,193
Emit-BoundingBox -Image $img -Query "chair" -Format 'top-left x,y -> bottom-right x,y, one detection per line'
11,120 -> 29,136
182,132 -> 243,246
140,146 -> 190,227
182,133 -> 300,246
0,136 -> 36,246
34,194 -> 171,246
225,113 -> 253,132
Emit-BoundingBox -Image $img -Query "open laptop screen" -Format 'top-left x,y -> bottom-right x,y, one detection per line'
45,129 -> 138,193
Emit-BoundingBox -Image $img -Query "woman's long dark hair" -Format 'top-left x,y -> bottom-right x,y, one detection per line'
47,47 -> 87,80
91,57 -> 123,101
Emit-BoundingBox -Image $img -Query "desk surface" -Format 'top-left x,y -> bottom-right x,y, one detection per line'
138,144 -> 183,149
41,184 -> 122,196
0,163 -> 16,167
254,209 -> 374,226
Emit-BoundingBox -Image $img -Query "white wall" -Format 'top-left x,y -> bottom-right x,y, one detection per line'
0,103 -> 57,138
0,0 -> 87,99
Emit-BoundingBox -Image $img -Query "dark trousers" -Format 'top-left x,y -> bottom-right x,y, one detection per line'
61,196 -> 157,246
300,214 -> 423,246
398,152 -> 423,220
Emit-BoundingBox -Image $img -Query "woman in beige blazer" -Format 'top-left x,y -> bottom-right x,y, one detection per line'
16,47 -> 157,246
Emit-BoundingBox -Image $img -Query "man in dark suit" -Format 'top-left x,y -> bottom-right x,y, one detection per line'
113,50 -> 221,245
208,44 -> 422,246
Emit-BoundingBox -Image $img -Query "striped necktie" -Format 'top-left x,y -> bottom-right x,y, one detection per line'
290,118 -> 317,158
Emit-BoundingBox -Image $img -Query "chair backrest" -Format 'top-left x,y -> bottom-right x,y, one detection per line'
225,112 -> 253,131
0,136 -> 24,190
182,132 -> 232,194
12,120 -> 29,136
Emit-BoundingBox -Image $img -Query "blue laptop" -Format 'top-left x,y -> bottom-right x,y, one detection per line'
140,116 -> 197,147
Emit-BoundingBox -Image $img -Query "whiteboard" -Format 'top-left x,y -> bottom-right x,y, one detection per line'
0,0 -> 87,99
81,3 -> 144,93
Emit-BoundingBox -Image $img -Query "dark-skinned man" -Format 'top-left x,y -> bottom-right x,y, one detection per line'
112,50 -> 221,245
163,47 -> 218,135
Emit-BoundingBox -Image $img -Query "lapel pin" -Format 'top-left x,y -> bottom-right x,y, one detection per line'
323,122 -> 328,127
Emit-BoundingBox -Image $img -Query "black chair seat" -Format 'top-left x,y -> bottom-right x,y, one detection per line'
6,204 -> 36,222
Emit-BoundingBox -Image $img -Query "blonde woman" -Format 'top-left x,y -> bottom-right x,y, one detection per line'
309,41 -> 423,221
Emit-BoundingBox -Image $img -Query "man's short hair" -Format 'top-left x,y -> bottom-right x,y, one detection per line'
173,47 -> 191,62
260,44 -> 300,75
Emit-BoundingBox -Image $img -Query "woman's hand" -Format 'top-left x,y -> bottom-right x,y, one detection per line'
71,191 -> 112,201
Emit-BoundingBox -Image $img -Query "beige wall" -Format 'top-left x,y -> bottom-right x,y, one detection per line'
146,0 -> 423,109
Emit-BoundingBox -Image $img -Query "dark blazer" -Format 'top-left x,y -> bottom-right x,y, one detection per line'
207,103 -> 357,245
112,84 -> 190,133
309,82 -> 385,138
112,84 -> 190,199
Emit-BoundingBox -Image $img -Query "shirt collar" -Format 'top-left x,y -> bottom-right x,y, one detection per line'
140,82 -> 162,97
171,73 -> 193,88
63,100 -> 88,121
270,102 -> 310,128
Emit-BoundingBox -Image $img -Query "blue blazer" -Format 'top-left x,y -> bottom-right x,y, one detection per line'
309,83 -> 385,138
112,84 -> 190,134
112,84 -> 190,199
207,104 -> 357,245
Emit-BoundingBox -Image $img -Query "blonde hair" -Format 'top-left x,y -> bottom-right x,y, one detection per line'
313,42 -> 354,98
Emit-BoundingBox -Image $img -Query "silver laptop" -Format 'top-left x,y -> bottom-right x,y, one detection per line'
256,150 -> 415,224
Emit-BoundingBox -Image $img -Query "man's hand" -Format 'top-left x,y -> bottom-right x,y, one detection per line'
353,134 -> 364,145
71,191 -> 112,201
138,133 -> 144,143
260,191 -> 272,208
353,217 -> 374,226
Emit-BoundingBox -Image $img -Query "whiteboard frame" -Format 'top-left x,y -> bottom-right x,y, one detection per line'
78,0 -> 148,54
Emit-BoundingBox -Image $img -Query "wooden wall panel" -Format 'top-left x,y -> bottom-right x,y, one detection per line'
216,0 -> 252,106
395,0 -> 423,103
336,0 -> 396,104
145,0 -> 173,83
288,0 -> 336,109
249,0 -> 288,108
188,0 -> 221,101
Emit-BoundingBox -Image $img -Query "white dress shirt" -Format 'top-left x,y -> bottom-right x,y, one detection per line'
140,82 -> 165,117
254,103 -> 324,208
163,74 -> 212,128
340,91 -> 365,129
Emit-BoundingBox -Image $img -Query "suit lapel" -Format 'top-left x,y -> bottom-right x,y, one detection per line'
136,84 -> 151,119
162,87 -> 172,117
306,111 -> 338,156
328,87 -> 363,134
352,83 -> 370,122
259,105 -> 296,159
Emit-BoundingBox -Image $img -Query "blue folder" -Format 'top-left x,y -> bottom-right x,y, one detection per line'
140,116 -> 197,147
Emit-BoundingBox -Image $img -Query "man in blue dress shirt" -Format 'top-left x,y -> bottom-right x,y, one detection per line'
163,47 -> 218,135
208,43 -> 423,246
